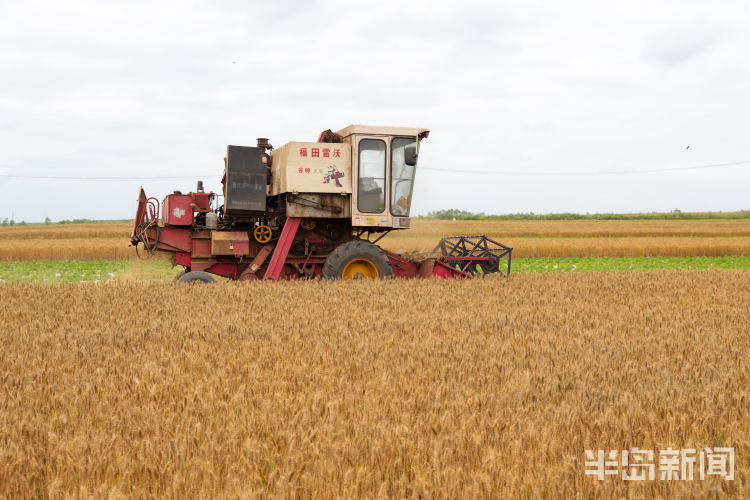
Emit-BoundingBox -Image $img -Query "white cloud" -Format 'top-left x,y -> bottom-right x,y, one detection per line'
1,0 -> 749,221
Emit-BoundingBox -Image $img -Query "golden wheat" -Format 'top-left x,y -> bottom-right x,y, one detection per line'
4,220 -> 750,260
0,271 -> 747,498
4,235 -> 750,261
3,219 -> 750,241
383,236 -> 750,257
0,223 -> 131,240
404,219 -> 750,237
0,238 -> 138,261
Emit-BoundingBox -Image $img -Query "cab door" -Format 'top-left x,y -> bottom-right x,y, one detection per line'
351,136 -> 391,228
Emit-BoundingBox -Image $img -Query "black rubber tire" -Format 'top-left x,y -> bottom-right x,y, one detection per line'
469,256 -> 499,275
323,240 -> 393,279
173,269 -> 187,282
177,271 -> 216,284
482,256 -> 500,273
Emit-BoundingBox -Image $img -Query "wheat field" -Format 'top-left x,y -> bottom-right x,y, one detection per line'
1,271 -> 747,498
401,219 -> 750,238
0,238 -> 138,261
0,223 -> 132,240
4,220 -> 750,260
4,219 -> 750,240
387,235 -> 750,257
4,235 -> 750,261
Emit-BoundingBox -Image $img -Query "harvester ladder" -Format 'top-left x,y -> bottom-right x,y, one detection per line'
263,217 -> 301,281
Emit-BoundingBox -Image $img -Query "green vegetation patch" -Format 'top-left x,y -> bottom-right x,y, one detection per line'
0,260 -> 131,283
513,256 -> 750,273
3,256 -> 750,283
135,259 -> 179,281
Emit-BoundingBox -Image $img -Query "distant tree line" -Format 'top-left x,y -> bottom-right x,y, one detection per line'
1,218 -> 26,226
1,218 -> 130,226
57,218 -> 109,224
420,209 -> 750,221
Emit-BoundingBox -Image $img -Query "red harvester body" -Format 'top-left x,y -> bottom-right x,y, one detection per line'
131,125 -> 512,282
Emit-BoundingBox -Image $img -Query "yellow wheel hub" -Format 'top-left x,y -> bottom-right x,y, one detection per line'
342,258 -> 379,279
253,225 -> 272,244
301,218 -> 316,230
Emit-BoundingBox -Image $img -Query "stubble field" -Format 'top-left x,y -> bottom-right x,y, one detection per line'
1,271 -> 748,498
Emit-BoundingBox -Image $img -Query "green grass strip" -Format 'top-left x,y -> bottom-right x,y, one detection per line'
2,256 -> 750,283
513,256 -> 750,273
137,259 -> 180,281
0,260 -> 132,283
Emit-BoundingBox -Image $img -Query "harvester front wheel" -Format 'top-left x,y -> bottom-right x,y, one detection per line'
177,271 -> 216,284
323,241 -> 393,280
481,256 -> 500,274
173,269 -> 187,282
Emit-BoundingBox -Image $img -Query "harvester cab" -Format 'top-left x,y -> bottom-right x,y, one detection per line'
263,125 -> 429,230
131,125 -> 512,282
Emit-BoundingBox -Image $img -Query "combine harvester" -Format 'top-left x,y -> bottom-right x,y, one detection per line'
131,125 -> 512,282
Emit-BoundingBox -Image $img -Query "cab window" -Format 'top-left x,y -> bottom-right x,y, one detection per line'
357,139 -> 386,213
390,137 -> 417,216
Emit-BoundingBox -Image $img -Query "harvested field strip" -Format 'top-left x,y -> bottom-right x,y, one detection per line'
0,271 -> 747,497
4,236 -> 750,260
382,236 -> 750,257
113,258 -> 180,282
0,238 -> 142,261
401,219 -> 750,238
0,223 -> 131,240
4,219 -> 750,240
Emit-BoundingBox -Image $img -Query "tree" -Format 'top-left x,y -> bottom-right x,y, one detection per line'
1,218 -> 7,226
45,217 -> 51,225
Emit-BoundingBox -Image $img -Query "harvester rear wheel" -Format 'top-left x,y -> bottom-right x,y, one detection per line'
177,271 -> 216,284
323,240 -> 393,280
173,269 -> 187,282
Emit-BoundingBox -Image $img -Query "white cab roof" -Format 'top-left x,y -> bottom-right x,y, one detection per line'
336,124 -> 430,139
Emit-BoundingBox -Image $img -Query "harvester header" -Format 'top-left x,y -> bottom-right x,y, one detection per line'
131,125 -> 512,282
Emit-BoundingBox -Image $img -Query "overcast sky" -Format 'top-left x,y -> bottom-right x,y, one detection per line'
1,0 -> 749,221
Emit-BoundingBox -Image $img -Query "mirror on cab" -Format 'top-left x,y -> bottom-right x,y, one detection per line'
404,144 -> 418,166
